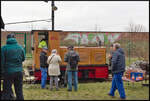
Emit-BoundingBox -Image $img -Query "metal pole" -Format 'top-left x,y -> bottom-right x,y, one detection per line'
51,0 -> 54,31
24,33 -> 27,55
129,33 -> 131,65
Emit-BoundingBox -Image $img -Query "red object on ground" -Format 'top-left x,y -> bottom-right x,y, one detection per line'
138,76 -> 143,80
131,76 -> 135,80
34,65 -> 108,81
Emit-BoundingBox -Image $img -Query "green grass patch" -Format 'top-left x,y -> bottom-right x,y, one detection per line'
17,81 -> 148,100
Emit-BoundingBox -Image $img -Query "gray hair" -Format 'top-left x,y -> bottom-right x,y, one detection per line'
51,49 -> 57,54
114,43 -> 121,49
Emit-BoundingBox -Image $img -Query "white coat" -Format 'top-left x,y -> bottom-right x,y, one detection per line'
47,53 -> 62,76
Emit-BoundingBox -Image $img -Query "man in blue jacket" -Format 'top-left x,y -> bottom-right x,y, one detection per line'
108,43 -> 126,100
1,33 -> 25,100
40,47 -> 48,89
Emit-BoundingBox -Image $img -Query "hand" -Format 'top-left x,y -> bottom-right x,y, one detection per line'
32,68 -> 35,72
108,54 -> 112,59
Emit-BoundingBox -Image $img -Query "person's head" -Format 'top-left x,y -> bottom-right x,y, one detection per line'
7,33 -> 15,39
110,44 -> 114,51
42,47 -> 48,53
41,38 -> 46,42
40,35 -> 47,41
51,49 -> 57,54
67,45 -> 74,51
113,43 -> 120,51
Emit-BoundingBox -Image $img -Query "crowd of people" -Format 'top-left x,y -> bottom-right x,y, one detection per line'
1,33 -> 126,100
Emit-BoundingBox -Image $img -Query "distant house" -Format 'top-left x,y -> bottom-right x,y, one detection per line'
1,16 -> 5,29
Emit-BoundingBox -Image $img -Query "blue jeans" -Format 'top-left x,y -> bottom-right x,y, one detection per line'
67,71 -> 78,91
109,72 -> 126,99
40,67 -> 47,88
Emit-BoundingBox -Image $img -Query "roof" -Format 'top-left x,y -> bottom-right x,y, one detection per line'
1,16 -> 5,29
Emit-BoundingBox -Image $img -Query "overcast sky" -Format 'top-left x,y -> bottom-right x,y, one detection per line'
1,1 -> 149,32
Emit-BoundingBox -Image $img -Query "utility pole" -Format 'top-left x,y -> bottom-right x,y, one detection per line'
44,0 -> 57,31
51,0 -> 54,31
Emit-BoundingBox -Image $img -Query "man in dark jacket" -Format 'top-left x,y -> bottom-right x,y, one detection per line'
108,43 -> 126,100
40,47 -> 48,89
1,33 -> 25,100
64,45 -> 80,91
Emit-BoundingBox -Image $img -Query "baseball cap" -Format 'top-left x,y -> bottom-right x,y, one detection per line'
68,45 -> 74,49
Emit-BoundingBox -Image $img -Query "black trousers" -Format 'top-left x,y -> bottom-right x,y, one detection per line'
2,72 -> 24,100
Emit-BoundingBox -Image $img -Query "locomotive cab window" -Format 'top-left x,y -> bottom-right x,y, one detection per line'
38,31 -> 48,49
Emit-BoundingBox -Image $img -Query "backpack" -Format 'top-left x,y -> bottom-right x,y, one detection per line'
69,52 -> 78,68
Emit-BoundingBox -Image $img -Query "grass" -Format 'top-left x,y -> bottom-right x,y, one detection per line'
19,56 -> 147,100
1,59 -> 149,100
13,81 -> 148,100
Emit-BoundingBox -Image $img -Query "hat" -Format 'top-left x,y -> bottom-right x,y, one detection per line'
51,49 -> 57,53
42,47 -> 48,50
68,45 -> 74,49
7,33 -> 15,39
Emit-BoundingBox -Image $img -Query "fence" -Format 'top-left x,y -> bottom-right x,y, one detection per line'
59,31 -> 149,64
1,31 -> 149,64
1,31 -> 32,58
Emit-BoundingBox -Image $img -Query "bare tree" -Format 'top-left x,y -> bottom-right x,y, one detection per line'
126,22 -> 146,32
126,21 -> 148,61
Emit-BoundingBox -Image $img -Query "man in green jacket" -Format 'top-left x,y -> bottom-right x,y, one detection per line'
38,38 -> 48,48
1,33 -> 25,100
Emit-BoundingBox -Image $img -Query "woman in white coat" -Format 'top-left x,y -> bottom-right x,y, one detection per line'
47,49 -> 62,91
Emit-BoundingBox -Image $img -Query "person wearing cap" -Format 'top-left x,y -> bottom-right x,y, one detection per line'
64,45 -> 80,91
47,49 -> 62,91
1,33 -> 25,100
40,46 -> 48,89
108,43 -> 126,100
38,37 -> 48,48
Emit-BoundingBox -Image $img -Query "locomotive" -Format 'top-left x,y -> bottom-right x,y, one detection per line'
30,30 -> 109,83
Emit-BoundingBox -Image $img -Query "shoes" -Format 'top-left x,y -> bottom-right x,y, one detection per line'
119,97 -> 126,100
56,88 -> 59,91
108,93 -> 115,98
63,84 -> 67,87
67,89 -> 72,92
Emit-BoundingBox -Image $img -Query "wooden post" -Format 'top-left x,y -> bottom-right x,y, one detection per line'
48,31 -> 60,54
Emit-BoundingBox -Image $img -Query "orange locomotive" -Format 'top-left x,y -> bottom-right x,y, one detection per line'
31,30 -> 109,82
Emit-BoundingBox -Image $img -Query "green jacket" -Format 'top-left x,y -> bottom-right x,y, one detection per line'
38,40 -> 47,48
1,38 -> 25,75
